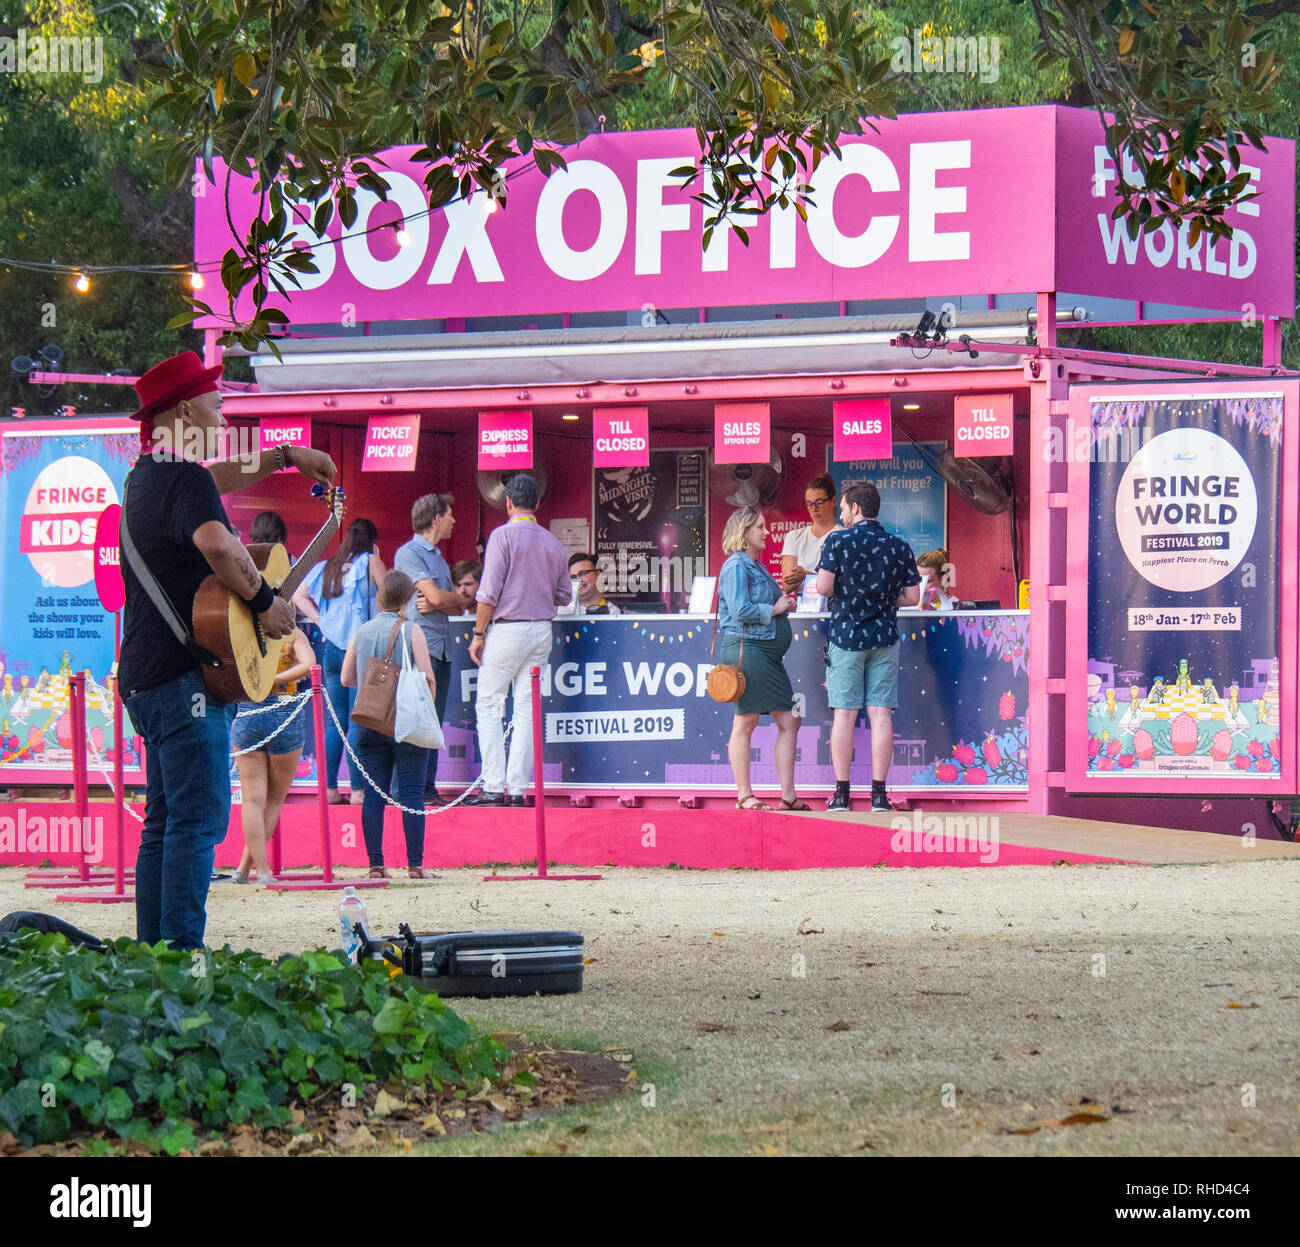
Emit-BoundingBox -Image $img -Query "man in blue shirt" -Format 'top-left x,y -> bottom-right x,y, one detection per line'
394,493 -> 461,804
816,482 -> 921,812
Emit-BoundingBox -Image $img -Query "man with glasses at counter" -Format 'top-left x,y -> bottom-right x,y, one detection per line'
563,552 -> 622,616
780,473 -> 845,595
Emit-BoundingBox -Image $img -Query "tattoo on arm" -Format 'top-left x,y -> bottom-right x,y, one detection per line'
234,552 -> 261,594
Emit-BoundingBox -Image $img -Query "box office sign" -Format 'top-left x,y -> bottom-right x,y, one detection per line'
260,416 -> 311,471
478,410 -> 533,470
593,407 -> 649,467
953,394 -> 1012,456
362,414 -> 420,470
1081,390 -> 1285,784
713,402 -> 770,464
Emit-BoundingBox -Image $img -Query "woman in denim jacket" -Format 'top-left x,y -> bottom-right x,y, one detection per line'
717,507 -> 808,811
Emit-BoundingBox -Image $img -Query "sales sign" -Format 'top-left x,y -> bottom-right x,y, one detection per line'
833,398 -> 892,461
362,414 -> 420,471
713,402 -> 770,464
477,410 -> 533,470
593,407 -> 649,467
953,394 -> 1013,456
92,504 -> 124,614
260,416 -> 312,471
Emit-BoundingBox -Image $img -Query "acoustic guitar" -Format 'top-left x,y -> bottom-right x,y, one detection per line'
192,485 -> 346,704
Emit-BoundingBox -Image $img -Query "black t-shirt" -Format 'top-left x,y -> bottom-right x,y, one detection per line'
118,454 -> 233,695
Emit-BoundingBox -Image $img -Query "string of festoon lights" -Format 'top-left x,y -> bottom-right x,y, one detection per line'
0,162 -> 525,296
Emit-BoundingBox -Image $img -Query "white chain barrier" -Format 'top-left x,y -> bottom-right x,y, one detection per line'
81,685 -> 508,824
319,681 -> 511,817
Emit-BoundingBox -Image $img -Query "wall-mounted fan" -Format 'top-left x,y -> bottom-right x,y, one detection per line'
707,446 -> 784,508
476,464 -> 549,512
900,431 -> 1010,515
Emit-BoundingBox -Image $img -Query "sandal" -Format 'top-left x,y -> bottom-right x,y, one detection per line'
367,866 -> 388,879
407,867 -> 441,880
735,795 -> 771,811
778,797 -> 812,811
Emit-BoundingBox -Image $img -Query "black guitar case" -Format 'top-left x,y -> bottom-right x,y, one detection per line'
358,923 -> 584,997
0,910 -> 106,951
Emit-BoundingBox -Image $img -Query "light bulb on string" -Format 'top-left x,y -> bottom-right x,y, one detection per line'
189,271 -> 205,289
393,222 -> 410,248
74,274 -> 90,293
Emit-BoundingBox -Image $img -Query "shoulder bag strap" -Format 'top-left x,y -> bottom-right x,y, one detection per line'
710,561 -> 744,666
382,617 -> 405,663
118,470 -> 221,669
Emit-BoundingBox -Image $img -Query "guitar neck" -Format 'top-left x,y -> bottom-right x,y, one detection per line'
279,514 -> 341,601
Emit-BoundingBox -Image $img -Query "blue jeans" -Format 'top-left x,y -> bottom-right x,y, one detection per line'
125,669 -> 236,950
356,727 -> 430,868
322,639 -> 362,791
425,656 -> 450,795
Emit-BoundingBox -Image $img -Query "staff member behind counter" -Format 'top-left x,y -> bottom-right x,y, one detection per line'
559,552 -> 621,616
781,473 -> 845,594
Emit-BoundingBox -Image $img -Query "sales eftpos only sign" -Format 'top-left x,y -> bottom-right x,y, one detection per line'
362,414 -> 420,471
1065,382 -> 1298,792
713,402 -> 769,464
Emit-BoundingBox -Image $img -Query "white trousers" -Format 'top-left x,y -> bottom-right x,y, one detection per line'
475,621 -> 552,795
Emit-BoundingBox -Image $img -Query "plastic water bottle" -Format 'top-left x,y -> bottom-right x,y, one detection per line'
338,887 -> 369,964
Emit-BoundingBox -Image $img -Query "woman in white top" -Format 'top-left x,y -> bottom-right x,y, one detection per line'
780,472 -> 844,594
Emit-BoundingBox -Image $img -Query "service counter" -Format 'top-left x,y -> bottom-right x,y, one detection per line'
431,609 -> 1029,794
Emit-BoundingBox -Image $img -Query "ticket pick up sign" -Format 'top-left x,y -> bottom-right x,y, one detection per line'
362,414 -> 420,471
833,398 -> 892,461
478,410 -> 533,470
260,416 -> 312,472
593,407 -> 649,467
94,503 -> 124,613
953,394 -> 1013,456
714,402 -> 770,464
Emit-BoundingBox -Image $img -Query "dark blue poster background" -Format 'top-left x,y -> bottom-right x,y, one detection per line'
1086,393 -> 1282,779
429,612 -> 1029,791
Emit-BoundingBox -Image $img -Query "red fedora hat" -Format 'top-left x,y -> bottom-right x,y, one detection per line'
133,351 -> 223,422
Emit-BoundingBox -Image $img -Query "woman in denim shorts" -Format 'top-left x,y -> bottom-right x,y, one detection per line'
229,629 -> 315,884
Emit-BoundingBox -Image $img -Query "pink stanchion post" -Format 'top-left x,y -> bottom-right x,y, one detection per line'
59,631 -> 135,904
268,664 -> 385,891
484,665 -> 600,883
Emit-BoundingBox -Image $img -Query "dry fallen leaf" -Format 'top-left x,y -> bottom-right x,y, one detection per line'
1227,1001 -> 1259,1009
761,1144 -> 780,1155
696,1021 -> 731,1033
824,1020 -> 851,1032
421,1113 -> 447,1136
1058,1113 -> 1110,1126
712,931 -> 726,936
797,919 -> 824,935
999,1125 -> 1041,1136
747,990 -> 762,1000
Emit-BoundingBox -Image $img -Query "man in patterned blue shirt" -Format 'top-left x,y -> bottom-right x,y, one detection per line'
816,482 -> 921,811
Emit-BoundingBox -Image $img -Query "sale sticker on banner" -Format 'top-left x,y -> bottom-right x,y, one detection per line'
362,414 -> 420,470
713,402 -> 770,463
593,407 -> 649,467
833,399 -> 892,461
260,416 -> 311,471
954,394 -> 1013,456
478,410 -> 533,470
93,504 -> 124,613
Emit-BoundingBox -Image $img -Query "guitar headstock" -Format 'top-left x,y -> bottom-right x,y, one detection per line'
311,482 -> 347,526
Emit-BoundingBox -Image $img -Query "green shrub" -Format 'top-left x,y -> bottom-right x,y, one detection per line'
0,931 -> 505,1152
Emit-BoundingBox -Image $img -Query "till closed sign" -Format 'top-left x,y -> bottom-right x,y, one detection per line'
953,394 -> 1013,456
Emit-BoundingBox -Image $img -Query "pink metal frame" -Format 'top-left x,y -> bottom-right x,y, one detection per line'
1063,378 -> 1299,795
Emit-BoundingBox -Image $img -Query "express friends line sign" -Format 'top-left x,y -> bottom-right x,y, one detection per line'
194,107 -> 1295,326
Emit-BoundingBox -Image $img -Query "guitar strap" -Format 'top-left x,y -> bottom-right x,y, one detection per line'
119,470 -> 221,669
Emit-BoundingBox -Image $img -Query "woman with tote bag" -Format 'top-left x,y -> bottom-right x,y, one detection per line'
340,571 -> 441,879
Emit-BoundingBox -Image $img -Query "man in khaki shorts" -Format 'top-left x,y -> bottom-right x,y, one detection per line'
816,482 -> 921,812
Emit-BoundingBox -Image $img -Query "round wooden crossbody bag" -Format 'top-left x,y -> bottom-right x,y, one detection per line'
706,596 -> 746,704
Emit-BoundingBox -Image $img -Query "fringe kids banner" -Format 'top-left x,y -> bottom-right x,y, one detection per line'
0,422 -> 142,781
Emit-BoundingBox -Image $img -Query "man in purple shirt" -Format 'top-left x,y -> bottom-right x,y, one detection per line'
466,474 -> 571,806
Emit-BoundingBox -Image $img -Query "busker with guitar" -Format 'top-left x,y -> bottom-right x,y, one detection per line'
118,351 -> 336,951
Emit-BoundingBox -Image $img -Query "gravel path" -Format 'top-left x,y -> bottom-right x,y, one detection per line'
4,857 -> 1298,1156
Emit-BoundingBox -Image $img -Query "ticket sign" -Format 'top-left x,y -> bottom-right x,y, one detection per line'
593,407 -> 649,467
833,398 -> 892,461
260,416 -> 312,471
362,414 -> 420,471
93,503 -> 124,613
714,402 -> 770,464
478,410 -> 533,470
954,394 -> 1013,456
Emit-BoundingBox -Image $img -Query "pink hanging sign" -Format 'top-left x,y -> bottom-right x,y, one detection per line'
362,414 -> 420,471
833,399 -> 892,461
593,407 -> 649,467
260,416 -> 312,471
953,394 -> 1013,456
714,402 -> 770,464
93,504 -> 124,614
478,410 -> 533,470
